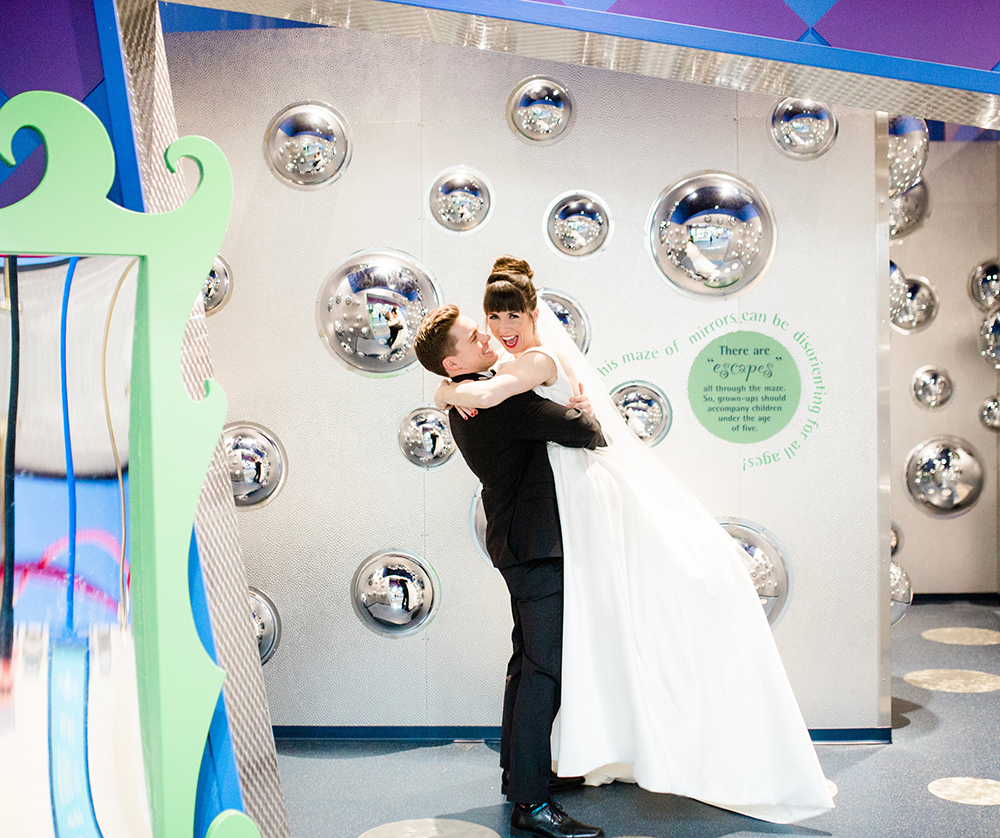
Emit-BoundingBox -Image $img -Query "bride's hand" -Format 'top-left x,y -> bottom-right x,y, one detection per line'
434,381 -> 454,412
435,381 -> 478,420
567,383 -> 593,415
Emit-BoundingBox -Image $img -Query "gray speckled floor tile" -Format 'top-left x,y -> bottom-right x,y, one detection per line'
276,601 -> 1000,838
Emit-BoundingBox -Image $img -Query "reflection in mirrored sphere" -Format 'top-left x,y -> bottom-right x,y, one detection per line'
889,180 -> 930,240
891,275 -> 938,333
538,288 -> 591,354
890,560 -> 913,626
351,551 -> 438,635
316,250 -> 441,375
969,260 -> 1000,311
980,308 -> 1000,369
648,172 -> 776,298
546,192 -> 610,257
398,408 -> 456,468
506,76 -> 575,144
610,381 -> 672,446
428,168 -> 492,233
224,422 -> 287,508
888,115 -> 929,197
469,485 -> 491,564
980,396 -> 1000,430
263,101 -> 351,189
769,98 -> 838,159
889,261 -> 908,323
890,522 -> 902,557
906,436 -> 984,516
203,254 -> 232,315
912,366 -> 953,408
248,586 -> 281,664
718,518 -> 790,627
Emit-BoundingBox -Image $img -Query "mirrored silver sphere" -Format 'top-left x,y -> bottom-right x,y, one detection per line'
506,76 -> 575,145
889,180 -> 930,240
890,560 -> 913,626
648,172 -> 776,298
398,407 -> 456,468
980,308 -> 1000,369
538,288 -> 591,354
769,98 -> 838,159
203,254 -> 232,315
428,168 -> 493,233
891,275 -> 938,333
610,381 -> 672,446
316,249 -> 441,375
911,366 -> 953,408
906,436 -> 984,517
888,115 -> 929,197
718,518 -> 790,627
545,192 -> 611,257
248,586 -> 281,664
980,396 -> 1000,430
968,260 -> 1000,311
263,100 -> 351,189
469,485 -> 491,564
890,521 -> 902,557
351,551 -> 438,636
224,422 -> 287,508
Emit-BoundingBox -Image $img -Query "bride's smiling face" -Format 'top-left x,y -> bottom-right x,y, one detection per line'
487,309 -> 539,355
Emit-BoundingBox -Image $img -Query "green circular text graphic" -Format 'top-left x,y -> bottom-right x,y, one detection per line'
688,331 -> 801,442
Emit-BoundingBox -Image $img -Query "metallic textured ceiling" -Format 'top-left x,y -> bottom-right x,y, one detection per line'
169,0 -> 1000,128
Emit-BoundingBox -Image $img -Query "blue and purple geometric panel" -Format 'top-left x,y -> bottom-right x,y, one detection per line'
379,0 -> 1000,96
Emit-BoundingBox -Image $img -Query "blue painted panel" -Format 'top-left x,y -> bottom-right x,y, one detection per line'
370,0 -> 1000,96
12,475 -> 128,632
93,0 -> 145,211
188,530 -> 247,837
0,122 -> 41,190
49,641 -> 104,838
158,2 -> 317,32
271,724 -> 891,743
782,0 -> 839,27
81,82 -> 124,208
797,27 -> 830,46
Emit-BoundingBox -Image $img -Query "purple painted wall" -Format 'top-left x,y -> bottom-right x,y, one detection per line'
0,0 -> 140,210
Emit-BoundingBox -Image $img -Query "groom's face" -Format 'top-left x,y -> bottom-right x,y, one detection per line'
444,314 -> 498,375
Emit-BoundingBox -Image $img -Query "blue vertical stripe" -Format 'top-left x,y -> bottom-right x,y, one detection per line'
92,0 -> 144,211
189,530 -> 247,837
60,258 -> 80,637
49,641 -> 104,838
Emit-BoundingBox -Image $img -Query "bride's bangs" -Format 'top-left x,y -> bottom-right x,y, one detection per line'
484,280 -> 529,314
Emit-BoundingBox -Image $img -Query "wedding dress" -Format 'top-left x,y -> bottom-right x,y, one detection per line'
526,305 -> 834,824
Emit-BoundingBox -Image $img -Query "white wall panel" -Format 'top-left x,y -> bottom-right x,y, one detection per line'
731,104 -> 883,725
888,142 -> 1000,594
167,24 -> 886,729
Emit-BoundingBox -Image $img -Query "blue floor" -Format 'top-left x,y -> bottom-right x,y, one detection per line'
275,599 -> 1000,838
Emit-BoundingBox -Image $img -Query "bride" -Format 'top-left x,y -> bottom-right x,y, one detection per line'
434,256 -> 834,824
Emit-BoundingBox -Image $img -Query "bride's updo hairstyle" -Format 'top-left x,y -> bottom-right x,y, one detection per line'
484,255 -> 537,315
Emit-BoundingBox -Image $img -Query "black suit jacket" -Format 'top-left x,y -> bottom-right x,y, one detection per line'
449,384 -> 605,571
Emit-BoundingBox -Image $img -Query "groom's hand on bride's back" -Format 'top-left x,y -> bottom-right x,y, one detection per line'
567,383 -> 593,415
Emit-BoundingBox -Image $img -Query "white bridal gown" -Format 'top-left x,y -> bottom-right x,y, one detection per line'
524,311 -> 834,824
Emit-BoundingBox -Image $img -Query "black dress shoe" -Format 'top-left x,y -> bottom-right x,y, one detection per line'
502,770 -> 587,796
510,802 -> 604,838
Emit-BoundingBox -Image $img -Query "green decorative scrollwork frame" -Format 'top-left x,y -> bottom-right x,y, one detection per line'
0,91 -> 259,838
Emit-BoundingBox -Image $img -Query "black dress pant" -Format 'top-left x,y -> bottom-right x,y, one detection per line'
499,558 -> 563,805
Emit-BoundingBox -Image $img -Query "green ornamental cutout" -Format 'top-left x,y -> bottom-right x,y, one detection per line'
688,331 -> 801,442
0,91 -> 259,838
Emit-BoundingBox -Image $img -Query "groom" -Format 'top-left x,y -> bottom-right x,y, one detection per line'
414,305 -> 606,838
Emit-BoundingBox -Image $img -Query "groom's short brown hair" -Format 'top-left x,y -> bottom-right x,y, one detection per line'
414,304 -> 461,376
